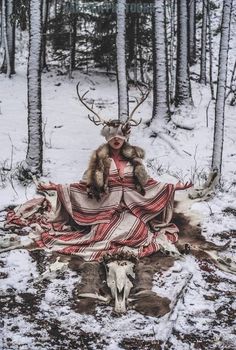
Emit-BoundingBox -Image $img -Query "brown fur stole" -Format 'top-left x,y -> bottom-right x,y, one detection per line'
85,142 -> 149,200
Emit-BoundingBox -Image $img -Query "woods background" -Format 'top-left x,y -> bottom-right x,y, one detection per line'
0,0 -> 235,187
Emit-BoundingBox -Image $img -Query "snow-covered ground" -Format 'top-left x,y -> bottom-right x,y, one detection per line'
1,6 -> 236,349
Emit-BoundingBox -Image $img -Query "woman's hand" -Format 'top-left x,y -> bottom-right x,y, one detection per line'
175,181 -> 193,191
37,182 -> 57,191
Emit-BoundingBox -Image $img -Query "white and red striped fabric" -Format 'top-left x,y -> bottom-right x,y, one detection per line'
6,160 -> 178,261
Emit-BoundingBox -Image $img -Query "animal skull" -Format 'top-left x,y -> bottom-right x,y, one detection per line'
105,259 -> 135,313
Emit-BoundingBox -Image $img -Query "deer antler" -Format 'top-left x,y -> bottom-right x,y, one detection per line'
76,82 -> 150,128
127,85 -> 151,125
76,82 -> 107,126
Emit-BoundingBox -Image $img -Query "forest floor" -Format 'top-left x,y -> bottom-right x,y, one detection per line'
0,65 -> 236,350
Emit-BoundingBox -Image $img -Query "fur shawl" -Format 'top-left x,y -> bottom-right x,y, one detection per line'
85,142 -> 149,199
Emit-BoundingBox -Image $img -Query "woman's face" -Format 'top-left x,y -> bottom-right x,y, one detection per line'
108,137 -> 125,150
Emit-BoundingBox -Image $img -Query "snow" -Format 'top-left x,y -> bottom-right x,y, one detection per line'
1,4 -> 236,349
1,67 -> 236,347
0,250 -> 38,293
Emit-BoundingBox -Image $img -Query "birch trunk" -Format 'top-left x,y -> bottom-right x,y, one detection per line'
175,0 -> 192,105
23,0 -> 43,177
151,0 -> 170,127
212,0 -> 233,183
188,0 -> 196,65
116,0 -> 129,121
200,0 -> 207,84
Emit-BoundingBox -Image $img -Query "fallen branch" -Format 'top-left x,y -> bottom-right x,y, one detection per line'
162,272 -> 193,345
167,272 -> 193,321
205,250 -> 236,274
151,131 -> 182,156
171,116 -> 195,130
188,171 -> 218,200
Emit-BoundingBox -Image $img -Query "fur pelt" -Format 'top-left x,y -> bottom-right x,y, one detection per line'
85,142 -> 149,200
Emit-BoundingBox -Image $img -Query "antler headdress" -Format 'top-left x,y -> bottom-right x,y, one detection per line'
76,82 -> 150,140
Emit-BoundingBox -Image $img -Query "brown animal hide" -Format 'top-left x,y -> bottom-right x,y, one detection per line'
173,212 -> 230,258
69,258 -> 109,314
130,254 -> 176,317
132,291 -> 171,317
66,210 -> 232,317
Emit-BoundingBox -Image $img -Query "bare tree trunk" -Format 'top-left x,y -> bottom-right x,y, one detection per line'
1,0 -> 8,73
22,0 -> 43,177
227,59 -> 236,105
175,0 -> 192,105
1,0 -> 15,76
137,15 -> 144,83
138,43 -> 144,83
169,0 -> 176,103
8,0 -> 15,74
127,15 -> 134,69
83,19 -> 89,74
54,0 -> 57,18
151,0 -> 170,128
1,0 -> 4,47
116,0 -> 129,121
200,0 -> 207,84
133,13 -> 138,84
207,0 -> 215,99
188,0 -> 196,65
41,0 -> 49,70
70,0 -> 77,71
127,4 -> 137,82
212,0 -> 233,184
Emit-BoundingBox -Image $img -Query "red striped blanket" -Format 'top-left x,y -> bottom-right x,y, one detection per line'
5,160 -> 178,261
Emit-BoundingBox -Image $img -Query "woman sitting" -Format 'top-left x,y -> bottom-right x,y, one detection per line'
6,120 -> 192,261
